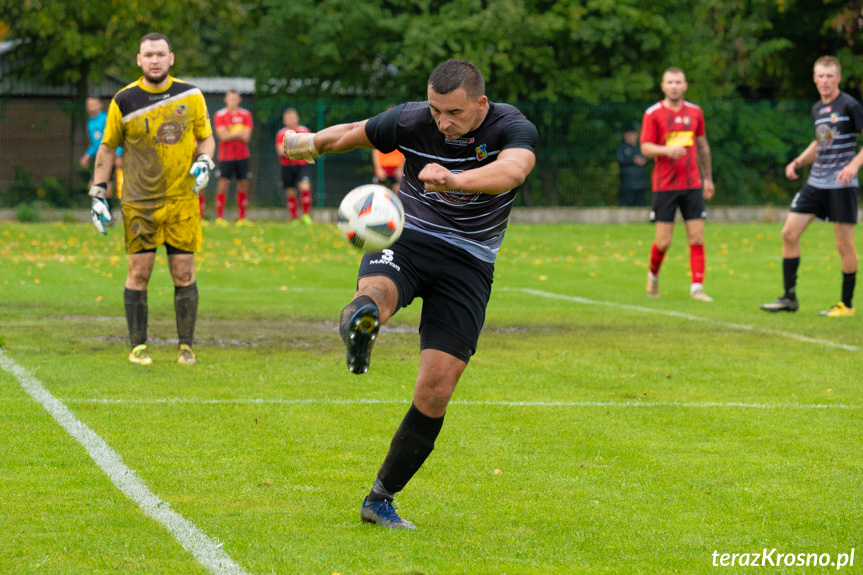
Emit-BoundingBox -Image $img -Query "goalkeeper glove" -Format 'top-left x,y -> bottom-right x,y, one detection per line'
282,131 -> 319,163
88,183 -> 112,235
189,153 -> 215,193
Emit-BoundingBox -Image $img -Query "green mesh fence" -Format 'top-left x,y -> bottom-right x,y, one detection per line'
0,96 -> 815,209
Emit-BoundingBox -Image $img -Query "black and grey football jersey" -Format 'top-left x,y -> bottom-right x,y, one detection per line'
809,91 -> 863,189
365,101 -> 537,263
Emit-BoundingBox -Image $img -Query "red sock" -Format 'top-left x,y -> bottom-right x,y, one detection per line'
690,244 -> 705,284
287,196 -> 298,219
215,192 -> 226,219
649,243 -> 666,276
237,191 -> 248,220
198,193 -> 206,219
300,189 -> 312,215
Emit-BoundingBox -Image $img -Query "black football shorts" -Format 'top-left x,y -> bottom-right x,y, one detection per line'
789,184 -> 859,223
650,188 -> 706,223
357,228 -> 495,363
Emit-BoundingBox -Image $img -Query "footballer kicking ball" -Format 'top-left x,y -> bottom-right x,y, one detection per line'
337,184 -> 405,252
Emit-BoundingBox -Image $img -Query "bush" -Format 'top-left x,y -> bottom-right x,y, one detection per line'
15,202 -> 42,222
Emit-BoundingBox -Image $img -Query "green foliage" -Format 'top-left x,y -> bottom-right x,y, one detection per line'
0,0 -> 258,96
3,166 -> 37,207
14,202 -> 41,222
2,167 -> 77,209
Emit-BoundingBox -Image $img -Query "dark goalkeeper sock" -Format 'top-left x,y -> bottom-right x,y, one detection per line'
174,282 -> 198,347
367,403 -> 445,502
124,288 -> 148,347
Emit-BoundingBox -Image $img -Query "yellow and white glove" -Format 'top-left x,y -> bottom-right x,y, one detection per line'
88,183 -> 112,235
189,153 -> 215,193
282,131 -> 319,163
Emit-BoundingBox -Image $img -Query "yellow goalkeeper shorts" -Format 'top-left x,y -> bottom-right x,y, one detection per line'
122,197 -> 202,254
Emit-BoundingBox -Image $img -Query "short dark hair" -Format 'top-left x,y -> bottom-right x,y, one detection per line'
139,33 -> 172,52
428,60 -> 485,99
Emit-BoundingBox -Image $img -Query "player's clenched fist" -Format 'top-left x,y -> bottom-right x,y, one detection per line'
282,131 -> 319,163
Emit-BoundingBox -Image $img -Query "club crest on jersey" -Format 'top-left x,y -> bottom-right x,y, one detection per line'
830,112 -> 839,122
175,104 -> 187,116
154,120 -> 185,145
475,144 -> 488,161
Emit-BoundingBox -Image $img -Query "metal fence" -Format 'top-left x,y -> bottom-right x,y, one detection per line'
0,96 -> 815,210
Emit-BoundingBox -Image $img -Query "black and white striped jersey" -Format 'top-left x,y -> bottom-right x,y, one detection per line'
809,91 -> 863,189
365,101 -> 537,263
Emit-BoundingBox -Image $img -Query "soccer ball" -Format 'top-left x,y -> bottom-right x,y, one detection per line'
337,184 -> 405,252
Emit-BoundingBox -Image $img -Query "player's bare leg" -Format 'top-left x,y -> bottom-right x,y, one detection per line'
339,276 -> 398,374
762,213 -> 813,312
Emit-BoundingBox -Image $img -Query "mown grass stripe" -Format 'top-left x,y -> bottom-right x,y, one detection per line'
0,349 -> 252,575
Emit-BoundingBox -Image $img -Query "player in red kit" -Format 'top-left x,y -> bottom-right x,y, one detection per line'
276,108 -> 314,224
640,67 -> 715,302
212,90 -> 254,226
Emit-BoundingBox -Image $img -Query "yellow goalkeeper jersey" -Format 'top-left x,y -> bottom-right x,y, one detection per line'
102,76 -> 213,204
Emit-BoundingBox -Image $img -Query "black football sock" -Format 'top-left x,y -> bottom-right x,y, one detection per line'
175,282 -> 198,347
842,272 -> 856,308
367,403 -> 445,502
124,288 -> 148,348
338,295 -> 376,343
783,257 -> 800,299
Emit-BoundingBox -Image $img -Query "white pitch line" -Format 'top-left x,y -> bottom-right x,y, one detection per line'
509,287 -> 860,352
0,350 -> 252,575
61,397 -> 863,410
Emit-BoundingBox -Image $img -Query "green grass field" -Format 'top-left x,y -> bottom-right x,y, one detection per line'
1,219 -> 861,575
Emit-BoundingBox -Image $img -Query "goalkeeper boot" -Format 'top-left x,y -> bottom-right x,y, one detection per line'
177,344 -> 197,365
129,344 -> 152,365
361,497 -> 416,530
344,302 -> 380,375
818,301 -> 855,317
760,295 -> 799,312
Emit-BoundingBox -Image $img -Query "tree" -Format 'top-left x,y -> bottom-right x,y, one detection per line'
0,0 -> 257,98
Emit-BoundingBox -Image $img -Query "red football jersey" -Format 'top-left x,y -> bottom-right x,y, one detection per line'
640,101 -> 706,191
276,125 -> 311,166
214,107 -> 253,161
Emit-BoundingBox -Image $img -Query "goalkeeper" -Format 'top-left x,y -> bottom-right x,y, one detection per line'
89,32 -> 215,366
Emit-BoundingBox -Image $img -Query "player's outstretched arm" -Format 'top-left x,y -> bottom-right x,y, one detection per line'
282,120 -> 373,163
419,148 -> 536,195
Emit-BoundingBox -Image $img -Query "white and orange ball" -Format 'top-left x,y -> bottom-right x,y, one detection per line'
337,184 -> 405,252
